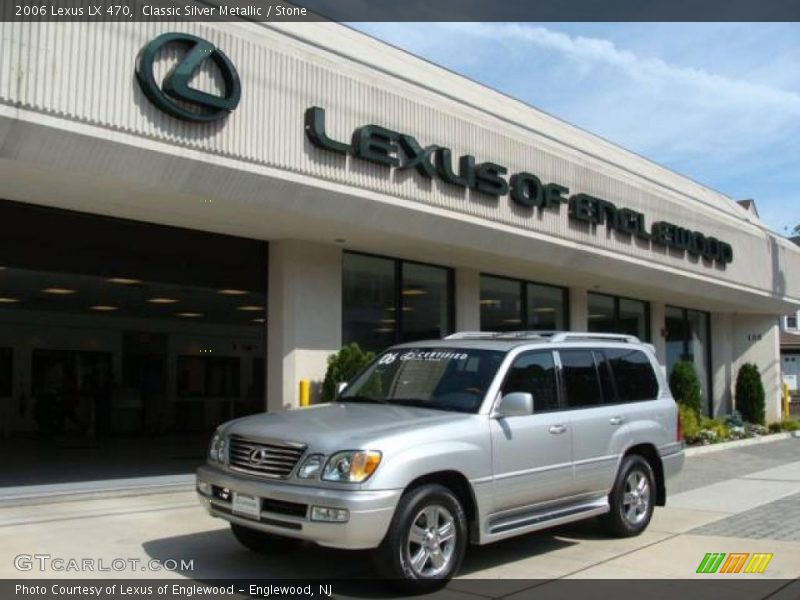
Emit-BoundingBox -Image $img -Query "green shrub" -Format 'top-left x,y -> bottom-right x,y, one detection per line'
784,420 -> 800,432
736,363 -> 766,425
679,404 -> 701,442
768,422 -> 782,434
670,360 -> 703,416
321,343 -> 375,403
700,417 -> 729,441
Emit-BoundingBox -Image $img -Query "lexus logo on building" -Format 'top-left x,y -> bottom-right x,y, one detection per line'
249,448 -> 270,466
135,32 -> 241,123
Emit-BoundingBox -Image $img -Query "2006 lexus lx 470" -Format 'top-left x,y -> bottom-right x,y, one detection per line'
197,331 -> 684,591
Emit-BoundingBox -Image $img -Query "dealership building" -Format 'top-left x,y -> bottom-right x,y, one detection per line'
1,16 -> 799,474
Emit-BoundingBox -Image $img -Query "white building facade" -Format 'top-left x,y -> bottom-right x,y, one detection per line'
1,16 -> 798,436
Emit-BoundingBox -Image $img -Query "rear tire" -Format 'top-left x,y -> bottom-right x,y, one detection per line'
230,523 -> 302,554
373,484 -> 467,593
602,454 -> 656,537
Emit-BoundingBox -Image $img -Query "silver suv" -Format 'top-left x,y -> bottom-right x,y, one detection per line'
197,332 -> 684,591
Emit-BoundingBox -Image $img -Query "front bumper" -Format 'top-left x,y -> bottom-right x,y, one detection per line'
196,464 -> 401,550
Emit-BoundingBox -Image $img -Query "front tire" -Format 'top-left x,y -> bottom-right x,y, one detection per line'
602,454 -> 656,537
230,523 -> 302,554
373,484 -> 467,593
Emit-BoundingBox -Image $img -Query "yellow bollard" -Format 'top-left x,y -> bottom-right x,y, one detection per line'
783,382 -> 791,420
299,379 -> 311,407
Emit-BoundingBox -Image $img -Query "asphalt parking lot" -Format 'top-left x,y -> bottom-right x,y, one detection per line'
1,439 -> 799,594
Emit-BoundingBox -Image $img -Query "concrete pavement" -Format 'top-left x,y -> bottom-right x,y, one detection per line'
1,439 -> 798,584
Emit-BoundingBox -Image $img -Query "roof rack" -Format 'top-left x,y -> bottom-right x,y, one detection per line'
444,331 -> 641,343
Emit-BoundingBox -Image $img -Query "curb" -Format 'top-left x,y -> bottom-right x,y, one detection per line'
684,431 -> 798,457
0,474 -> 195,507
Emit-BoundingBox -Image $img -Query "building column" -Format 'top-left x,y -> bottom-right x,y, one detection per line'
267,240 -> 342,412
569,287 -> 587,331
649,301 -> 666,368
732,315 -> 782,422
454,267 -> 481,332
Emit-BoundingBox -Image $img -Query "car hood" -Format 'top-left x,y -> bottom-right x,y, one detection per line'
221,402 -> 476,453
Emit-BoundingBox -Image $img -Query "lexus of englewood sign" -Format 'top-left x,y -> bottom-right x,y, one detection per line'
132,33 -> 733,266
305,106 -> 734,266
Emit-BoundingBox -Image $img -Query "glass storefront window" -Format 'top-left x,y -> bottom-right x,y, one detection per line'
666,305 -> 711,416
480,276 -> 522,331
342,253 -> 396,353
401,263 -> 451,343
0,348 -> 11,397
480,275 -> 567,332
527,283 -> 567,330
588,292 -> 650,341
342,252 -> 453,353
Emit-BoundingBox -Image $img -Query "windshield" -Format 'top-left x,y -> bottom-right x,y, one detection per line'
339,347 -> 506,413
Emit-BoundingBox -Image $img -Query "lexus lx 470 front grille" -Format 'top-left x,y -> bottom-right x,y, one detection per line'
227,435 -> 307,479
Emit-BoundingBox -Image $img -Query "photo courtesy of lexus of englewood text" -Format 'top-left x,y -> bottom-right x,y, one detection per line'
0,1 -> 799,599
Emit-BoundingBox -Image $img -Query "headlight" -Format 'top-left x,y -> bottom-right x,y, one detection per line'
208,430 -> 226,463
322,450 -> 381,483
297,454 -> 325,479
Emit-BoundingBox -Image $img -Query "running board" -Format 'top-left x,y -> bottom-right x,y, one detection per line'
485,497 -> 609,541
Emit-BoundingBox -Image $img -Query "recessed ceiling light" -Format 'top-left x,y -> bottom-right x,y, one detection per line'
237,305 -> 264,312
372,328 -> 394,333
480,299 -> 501,306
533,307 -> 556,313
108,277 -> 142,285
380,319 -> 396,324
90,305 -> 119,311
148,298 -> 179,304
217,289 -> 248,296
0,297 -> 20,304
401,288 -> 427,296
0,266 -> 6,271
43,287 -> 76,295
177,312 -> 203,318
503,318 -> 522,324
252,318 -> 265,323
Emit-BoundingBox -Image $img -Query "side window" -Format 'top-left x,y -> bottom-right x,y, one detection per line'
606,348 -> 659,402
502,351 -> 559,412
559,349 -> 603,408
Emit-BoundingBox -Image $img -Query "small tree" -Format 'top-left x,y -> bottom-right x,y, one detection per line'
321,343 -> 375,403
670,360 -> 703,416
736,363 -> 766,425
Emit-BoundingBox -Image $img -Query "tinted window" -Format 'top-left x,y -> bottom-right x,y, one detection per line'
605,348 -> 659,402
559,349 -> 603,408
0,348 -> 11,396
593,350 -> 616,403
502,351 -> 559,411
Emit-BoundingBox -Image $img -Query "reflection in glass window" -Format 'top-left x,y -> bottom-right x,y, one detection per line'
401,263 -> 451,343
502,351 -> 559,411
587,293 -> 615,333
342,253 -> 396,353
588,292 -> 650,341
481,275 -> 567,332
177,356 -> 241,398
526,283 -> 566,330
342,253 -> 453,353
665,305 -> 711,416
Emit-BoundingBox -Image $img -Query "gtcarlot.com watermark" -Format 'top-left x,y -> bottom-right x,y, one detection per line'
14,553 -> 194,573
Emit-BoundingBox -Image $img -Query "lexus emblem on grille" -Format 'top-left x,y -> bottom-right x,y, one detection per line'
249,448 -> 269,466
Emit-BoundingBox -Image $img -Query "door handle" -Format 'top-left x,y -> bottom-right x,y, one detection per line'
609,416 -> 625,426
548,424 -> 567,435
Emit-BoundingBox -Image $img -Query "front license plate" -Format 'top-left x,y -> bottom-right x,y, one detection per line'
232,492 -> 261,520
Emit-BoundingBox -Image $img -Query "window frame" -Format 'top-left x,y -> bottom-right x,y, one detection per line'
587,291 -> 651,342
342,250 -> 455,349
479,273 -> 570,332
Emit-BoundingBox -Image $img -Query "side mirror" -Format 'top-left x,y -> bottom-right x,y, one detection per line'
494,392 -> 534,418
336,382 -> 348,397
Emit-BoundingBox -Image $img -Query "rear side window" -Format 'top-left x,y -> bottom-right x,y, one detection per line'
559,349 -> 603,408
502,351 -> 559,412
605,348 -> 659,402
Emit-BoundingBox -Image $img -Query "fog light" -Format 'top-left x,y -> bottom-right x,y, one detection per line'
197,480 -> 210,495
311,506 -> 349,522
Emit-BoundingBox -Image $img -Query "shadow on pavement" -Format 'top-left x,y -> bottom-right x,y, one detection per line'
141,520 -> 603,598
